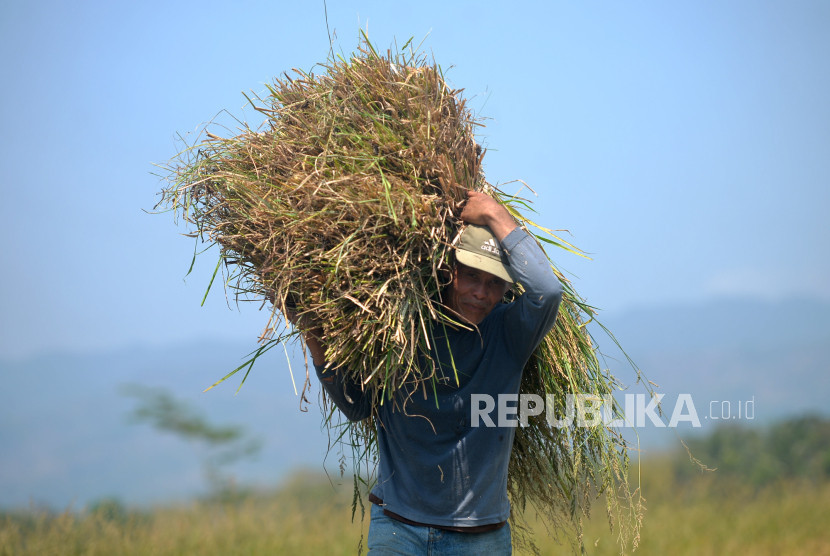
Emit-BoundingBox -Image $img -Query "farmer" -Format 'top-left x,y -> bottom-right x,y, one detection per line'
291,190 -> 562,554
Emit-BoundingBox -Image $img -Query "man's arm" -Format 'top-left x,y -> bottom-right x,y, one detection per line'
313,362 -> 373,422
500,228 -> 563,357
461,188 -> 562,352
283,308 -> 326,366
286,309 -> 372,422
301,327 -> 326,367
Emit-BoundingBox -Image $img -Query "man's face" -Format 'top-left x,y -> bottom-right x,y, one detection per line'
445,262 -> 511,325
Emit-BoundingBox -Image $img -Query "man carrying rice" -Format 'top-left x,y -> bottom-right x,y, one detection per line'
291,189 -> 562,554
159,36 -> 643,553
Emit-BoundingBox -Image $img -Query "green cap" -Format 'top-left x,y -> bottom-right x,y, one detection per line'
454,224 -> 514,283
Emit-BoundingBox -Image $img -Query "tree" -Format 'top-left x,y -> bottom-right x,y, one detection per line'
121,384 -> 262,498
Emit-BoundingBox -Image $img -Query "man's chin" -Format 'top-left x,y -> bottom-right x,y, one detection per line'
460,306 -> 487,324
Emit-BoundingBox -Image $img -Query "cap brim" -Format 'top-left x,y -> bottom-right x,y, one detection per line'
455,250 -> 514,283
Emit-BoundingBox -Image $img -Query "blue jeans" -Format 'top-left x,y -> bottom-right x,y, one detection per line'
367,503 -> 512,555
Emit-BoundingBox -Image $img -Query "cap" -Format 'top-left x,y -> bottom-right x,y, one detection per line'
454,224 -> 514,283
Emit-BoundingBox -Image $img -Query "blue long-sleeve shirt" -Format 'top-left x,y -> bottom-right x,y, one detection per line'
315,227 -> 562,527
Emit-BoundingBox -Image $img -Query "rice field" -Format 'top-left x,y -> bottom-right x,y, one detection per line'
3,461 -> 828,555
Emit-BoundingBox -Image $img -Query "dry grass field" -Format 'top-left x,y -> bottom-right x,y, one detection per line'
4,417 -> 829,555
2,463 -> 829,555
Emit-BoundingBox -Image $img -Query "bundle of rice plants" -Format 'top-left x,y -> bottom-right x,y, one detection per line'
156,33 -> 645,554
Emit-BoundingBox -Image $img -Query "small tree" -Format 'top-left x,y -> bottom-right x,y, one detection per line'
122,384 -> 262,499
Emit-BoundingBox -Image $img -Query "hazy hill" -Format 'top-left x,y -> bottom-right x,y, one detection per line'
596,295 -> 830,448
1,295 -> 827,509
0,340 -> 334,509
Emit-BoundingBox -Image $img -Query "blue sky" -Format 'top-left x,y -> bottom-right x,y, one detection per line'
1,0 -> 828,359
